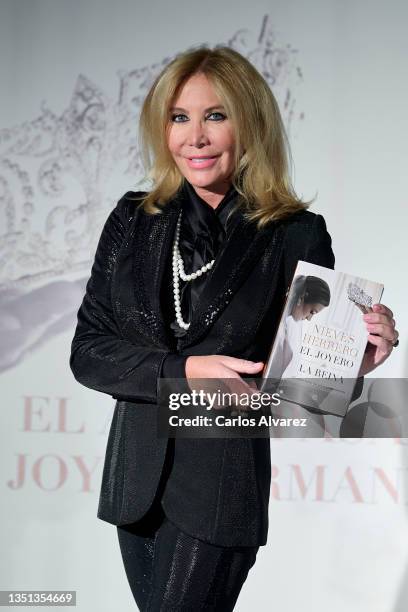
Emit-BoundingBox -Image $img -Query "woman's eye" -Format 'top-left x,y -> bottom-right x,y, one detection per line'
207,112 -> 226,121
171,113 -> 188,123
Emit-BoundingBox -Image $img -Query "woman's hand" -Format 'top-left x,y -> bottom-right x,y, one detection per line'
185,355 -> 264,409
358,303 -> 399,377
186,355 -> 264,379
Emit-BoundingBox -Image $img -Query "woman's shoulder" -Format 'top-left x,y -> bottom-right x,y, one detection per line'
281,208 -> 334,284
120,190 -> 148,207
282,208 -> 331,242
117,189 -> 177,217
114,190 -> 148,222
282,207 -> 323,229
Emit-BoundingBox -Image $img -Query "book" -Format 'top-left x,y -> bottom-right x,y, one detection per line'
260,261 -> 384,417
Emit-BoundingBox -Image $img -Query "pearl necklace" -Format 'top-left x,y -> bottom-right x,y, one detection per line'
172,210 -> 215,330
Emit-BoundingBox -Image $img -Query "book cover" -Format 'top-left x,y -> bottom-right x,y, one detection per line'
260,261 -> 384,417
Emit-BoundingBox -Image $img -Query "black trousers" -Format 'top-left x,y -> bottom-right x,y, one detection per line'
117,439 -> 259,611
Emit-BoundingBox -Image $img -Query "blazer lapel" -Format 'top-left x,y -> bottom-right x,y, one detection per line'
131,196 -> 277,350
131,198 -> 181,349
177,213 -> 276,349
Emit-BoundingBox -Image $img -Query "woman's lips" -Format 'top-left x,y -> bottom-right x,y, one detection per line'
186,156 -> 219,169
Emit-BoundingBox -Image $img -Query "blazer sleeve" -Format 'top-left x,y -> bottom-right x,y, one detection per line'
304,214 -> 335,269
160,353 -> 189,379
69,194 -> 179,404
283,212 -> 335,289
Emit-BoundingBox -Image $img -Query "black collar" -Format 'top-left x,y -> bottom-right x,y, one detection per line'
181,180 -> 241,239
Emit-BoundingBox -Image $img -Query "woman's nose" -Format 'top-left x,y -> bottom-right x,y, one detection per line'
187,121 -> 209,147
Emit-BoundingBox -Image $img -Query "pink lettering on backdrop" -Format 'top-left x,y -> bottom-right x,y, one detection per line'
330,466 -> 364,503
270,464 -> 407,504
22,396 -> 85,433
7,454 -> 103,491
372,468 -> 399,503
289,465 -> 326,501
72,456 -> 102,492
32,454 -> 68,490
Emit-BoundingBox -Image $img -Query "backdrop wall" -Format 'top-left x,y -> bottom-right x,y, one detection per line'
1,1 -> 407,610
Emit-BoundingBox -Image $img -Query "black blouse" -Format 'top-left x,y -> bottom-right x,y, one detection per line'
159,179 -> 242,379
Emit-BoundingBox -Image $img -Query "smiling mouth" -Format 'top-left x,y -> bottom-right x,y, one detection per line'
188,156 -> 219,161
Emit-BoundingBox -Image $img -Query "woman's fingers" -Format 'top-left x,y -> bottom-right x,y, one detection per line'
363,304 -> 399,347
363,312 -> 393,326
366,333 -> 394,363
211,363 -> 261,411
372,303 -> 393,318
219,356 -> 264,373
364,322 -> 398,343
363,314 -> 394,327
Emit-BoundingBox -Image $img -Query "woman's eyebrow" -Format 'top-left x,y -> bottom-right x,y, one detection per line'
170,105 -> 226,112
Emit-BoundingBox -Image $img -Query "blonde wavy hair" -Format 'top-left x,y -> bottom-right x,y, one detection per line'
134,44 -> 311,229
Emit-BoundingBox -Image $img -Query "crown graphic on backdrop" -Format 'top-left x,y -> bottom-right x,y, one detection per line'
0,15 -> 304,291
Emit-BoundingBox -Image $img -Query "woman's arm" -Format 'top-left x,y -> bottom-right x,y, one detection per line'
160,354 -> 189,379
282,212 -> 335,289
69,194 -> 180,404
305,213 -> 336,268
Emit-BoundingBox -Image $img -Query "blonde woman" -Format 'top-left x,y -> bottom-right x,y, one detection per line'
70,45 -> 399,610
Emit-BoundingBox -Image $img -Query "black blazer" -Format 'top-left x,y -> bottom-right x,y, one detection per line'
69,190 -> 337,547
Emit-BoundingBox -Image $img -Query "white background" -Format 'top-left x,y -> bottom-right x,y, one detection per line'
1,0 -> 407,610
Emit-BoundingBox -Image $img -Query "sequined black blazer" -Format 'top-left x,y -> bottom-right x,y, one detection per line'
70,191 -> 337,547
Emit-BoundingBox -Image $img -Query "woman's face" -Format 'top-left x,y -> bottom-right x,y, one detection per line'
166,73 -> 236,207
291,297 -> 326,322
